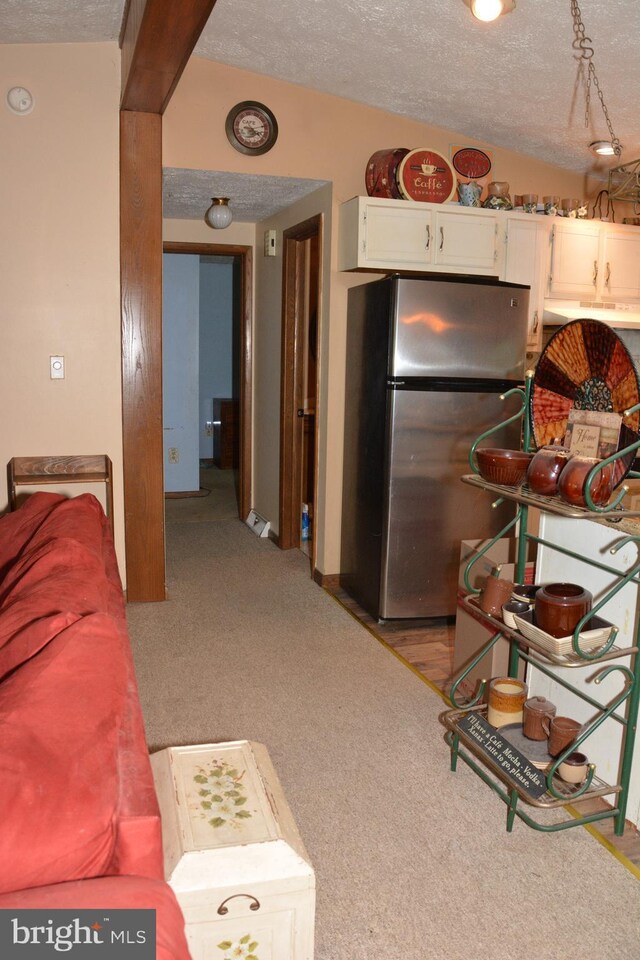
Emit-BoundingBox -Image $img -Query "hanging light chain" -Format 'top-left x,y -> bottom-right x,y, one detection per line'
570,0 -> 622,157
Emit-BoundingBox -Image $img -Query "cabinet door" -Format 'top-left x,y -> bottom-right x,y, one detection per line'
432,209 -> 499,274
502,217 -> 545,350
548,220 -> 600,297
600,228 -> 640,301
364,202 -> 432,268
433,209 -> 498,276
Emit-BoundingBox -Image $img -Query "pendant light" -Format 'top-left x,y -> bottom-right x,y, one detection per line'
205,197 -> 233,229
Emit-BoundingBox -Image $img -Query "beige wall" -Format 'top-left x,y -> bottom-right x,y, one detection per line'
0,43 -> 124,570
164,57 -> 590,574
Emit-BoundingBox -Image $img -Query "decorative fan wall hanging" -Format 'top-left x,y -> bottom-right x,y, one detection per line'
530,319 -> 640,489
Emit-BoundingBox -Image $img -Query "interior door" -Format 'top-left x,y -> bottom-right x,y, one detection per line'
279,215 -> 322,561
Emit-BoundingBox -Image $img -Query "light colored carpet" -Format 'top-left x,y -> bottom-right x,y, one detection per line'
126,519 -> 640,960
164,466 -> 239,523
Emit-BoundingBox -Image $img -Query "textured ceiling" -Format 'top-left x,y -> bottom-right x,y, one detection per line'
3,0 -> 639,215
163,168 -> 329,222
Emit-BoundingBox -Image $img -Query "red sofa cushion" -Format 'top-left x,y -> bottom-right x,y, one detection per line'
0,538 -> 116,680
0,875 -> 192,960
0,492 -> 64,579
0,613 -> 126,895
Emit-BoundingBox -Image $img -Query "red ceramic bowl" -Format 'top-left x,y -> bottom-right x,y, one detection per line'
475,448 -> 534,486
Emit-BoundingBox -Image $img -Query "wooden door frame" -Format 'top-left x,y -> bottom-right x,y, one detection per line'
279,215 -> 323,558
164,241 -> 253,523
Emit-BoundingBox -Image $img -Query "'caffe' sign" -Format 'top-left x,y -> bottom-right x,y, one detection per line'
397,148 -> 456,203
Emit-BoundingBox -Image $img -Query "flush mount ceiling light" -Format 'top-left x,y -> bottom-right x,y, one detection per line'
463,0 -> 516,22
204,197 -> 233,229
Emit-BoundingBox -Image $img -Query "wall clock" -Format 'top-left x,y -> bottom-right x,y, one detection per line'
225,101 -> 278,155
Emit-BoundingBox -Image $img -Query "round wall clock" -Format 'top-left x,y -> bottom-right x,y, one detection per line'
225,101 -> 278,155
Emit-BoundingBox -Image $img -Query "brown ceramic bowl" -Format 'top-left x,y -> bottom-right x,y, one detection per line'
475,448 -> 534,486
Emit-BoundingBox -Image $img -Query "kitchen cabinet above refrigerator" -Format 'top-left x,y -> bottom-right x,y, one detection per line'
338,196 -> 501,275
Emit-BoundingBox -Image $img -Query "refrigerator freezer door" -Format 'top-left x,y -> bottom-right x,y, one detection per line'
389,277 -> 528,381
379,387 -> 521,619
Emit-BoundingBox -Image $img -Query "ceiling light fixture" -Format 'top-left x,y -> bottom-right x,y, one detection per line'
590,140 -> 618,157
463,0 -> 516,22
204,197 -> 232,229
571,1 -> 621,160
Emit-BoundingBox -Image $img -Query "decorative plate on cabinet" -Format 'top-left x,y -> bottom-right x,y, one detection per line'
451,146 -> 492,180
396,148 -> 456,203
530,318 -> 640,489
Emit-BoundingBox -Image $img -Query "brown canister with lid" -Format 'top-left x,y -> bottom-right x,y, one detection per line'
365,148 -> 409,199
523,696 -> 557,740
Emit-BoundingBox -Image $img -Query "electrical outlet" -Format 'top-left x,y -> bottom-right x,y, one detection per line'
168,447 -> 179,464
205,421 -> 214,437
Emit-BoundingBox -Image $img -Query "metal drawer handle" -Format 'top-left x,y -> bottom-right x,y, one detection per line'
425,225 -> 431,249
439,226 -> 444,251
217,894 -> 261,916
532,309 -> 539,333
606,261 -> 611,286
593,259 -> 598,285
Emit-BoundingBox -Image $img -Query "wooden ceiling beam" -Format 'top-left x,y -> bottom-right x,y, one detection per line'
120,0 -> 218,114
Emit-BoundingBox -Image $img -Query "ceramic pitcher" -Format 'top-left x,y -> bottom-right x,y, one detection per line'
457,180 -> 482,207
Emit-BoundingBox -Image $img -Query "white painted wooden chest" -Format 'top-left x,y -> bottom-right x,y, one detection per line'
150,741 -> 315,960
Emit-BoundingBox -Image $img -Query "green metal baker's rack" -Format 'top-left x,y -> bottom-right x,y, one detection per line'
442,372 -> 640,834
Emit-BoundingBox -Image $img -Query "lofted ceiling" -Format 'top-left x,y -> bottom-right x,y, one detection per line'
3,0 -> 639,219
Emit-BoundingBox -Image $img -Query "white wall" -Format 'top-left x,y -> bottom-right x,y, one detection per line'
163,254 -> 200,492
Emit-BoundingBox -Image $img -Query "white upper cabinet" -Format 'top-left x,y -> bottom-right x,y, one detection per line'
501,214 -> 551,352
338,196 -> 501,276
432,208 -> 499,273
547,218 -> 640,301
600,228 -> 640,300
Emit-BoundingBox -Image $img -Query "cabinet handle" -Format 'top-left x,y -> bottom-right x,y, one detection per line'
606,261 -> 611,287
425,225 -> 430,250
593,260 -> 598,286
532,310 -> 539,334
439,226 -> 444,251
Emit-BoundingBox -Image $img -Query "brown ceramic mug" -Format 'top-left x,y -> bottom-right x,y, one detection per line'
557,456 -> 614,508
479,575 -> 514,617
543,715 -> 582,757
526,444 -> 572,496
523,696 -> 557,741
535,582 -> 592,639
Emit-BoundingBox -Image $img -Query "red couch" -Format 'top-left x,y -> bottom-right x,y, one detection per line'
0,492 -> 190,960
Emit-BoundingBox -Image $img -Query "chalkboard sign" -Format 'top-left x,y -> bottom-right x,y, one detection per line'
458,712 -> 549,800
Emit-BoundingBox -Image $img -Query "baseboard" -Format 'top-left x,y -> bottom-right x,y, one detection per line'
313,569 -> 341,590
267,527 -> 280,547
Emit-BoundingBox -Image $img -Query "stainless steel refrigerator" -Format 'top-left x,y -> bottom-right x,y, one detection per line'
341,274 -> 529,620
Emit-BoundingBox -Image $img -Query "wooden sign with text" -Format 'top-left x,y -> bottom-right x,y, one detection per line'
458,712 -> 548,799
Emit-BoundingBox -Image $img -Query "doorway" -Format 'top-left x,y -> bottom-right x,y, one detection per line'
163,242 -> 252,525
279,215 -> 323,568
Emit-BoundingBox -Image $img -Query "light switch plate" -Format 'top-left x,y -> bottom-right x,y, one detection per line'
264,229 -> 277,257
50,355 -> 64,379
